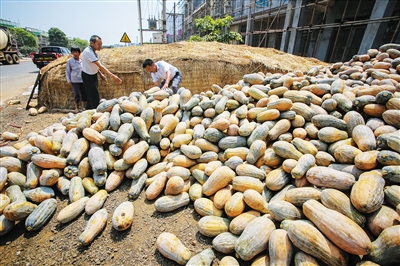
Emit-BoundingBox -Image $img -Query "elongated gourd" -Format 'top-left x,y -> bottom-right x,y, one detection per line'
82,127 -> 106,145
303,199 -> 372,255
114,123 -> 134,148
66,138 -> 89,165
25,198 -> 57,231
198,215 -> 230,237
268,200 -> 302,221
17,145 -> 41,162
235,216 -> 275,261
321,188 -> 366,227
272,141 -> 303,160
293,251 -> 320,266
23,187 -> 55,204
33,135 -> 54,155
306,166 -> 356,190
212,232 -> 239,254
186,248 -> 214,266
88,147 -> 107,175
105,170 -> 125,192
367,225 -> 400,265
0,214 -> 15,236
60,130 -> 78,158
31,154 -> 67,169
146,172 -> 168,200
268,228 -> 293,266
291,154 -> 316,179
287,220 -> 348,266
232,176 -> 264,193
284,187 -> 322,207
123,141 -> 149,165
350,170 -> 385,214
78,208 -> 108,246
91,112 -> 110,132
57,196 -> 89,223
242,189 -> 269,214
154,192 -> 190,213
202,166 -> 236,196
132,116 -> 150,142
156,232 -> 192,265
85,189 -> 108,215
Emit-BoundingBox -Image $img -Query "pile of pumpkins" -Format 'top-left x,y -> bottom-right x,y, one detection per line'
1,43 -> 400,266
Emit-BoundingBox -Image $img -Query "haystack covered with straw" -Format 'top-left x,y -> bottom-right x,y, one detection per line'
38,41 -> 328,110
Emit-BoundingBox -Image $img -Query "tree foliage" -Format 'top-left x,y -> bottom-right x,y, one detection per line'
70,37 -> 89,51
189,15 -> 243,44
9,28 -> 38,54
48,27 -> 69,47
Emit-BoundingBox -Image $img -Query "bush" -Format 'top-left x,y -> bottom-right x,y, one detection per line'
18,46 -> 38,57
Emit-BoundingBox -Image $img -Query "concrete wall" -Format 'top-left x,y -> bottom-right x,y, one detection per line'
359,0 -> 398,53
183,0 -> 400,62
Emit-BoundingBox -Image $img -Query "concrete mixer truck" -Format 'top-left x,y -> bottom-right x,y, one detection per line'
0,27 -> 20,65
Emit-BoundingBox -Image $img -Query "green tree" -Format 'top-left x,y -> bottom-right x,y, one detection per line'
48,27 -> 69,47
9,28 -> 38,55
70,37 -> 89,51
189,15 -> 243,44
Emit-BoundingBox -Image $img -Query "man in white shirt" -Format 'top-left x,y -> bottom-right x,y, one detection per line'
143,59 -> 182,94
81,35 -> 122,109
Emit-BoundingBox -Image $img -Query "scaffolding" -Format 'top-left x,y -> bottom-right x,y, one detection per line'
179,0 -> 400,62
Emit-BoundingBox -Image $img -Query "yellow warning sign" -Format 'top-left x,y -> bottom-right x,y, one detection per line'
120,32 -> 131,43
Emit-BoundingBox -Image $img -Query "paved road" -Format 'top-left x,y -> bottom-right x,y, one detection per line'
0,59 -> 39,104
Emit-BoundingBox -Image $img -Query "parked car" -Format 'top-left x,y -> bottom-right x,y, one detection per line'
32,46 -> 71,69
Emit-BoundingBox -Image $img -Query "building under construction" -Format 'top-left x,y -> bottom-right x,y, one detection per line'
178,0 -> 400,63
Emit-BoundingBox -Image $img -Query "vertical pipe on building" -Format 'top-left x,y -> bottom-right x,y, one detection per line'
302,0 -> 318,57
259,4 -> 265,45
312,0 -> 329,58
245,1 -> 253,45
173,3 -> 176,42
392,19 -> 400,43
138,0 -> 143,45
287,0 -> 304,55
163,0 -> 167,43
341,0 -> 362,62
280,0 -> 294,52
240,1 -> 245,41
329,0 -> 349,63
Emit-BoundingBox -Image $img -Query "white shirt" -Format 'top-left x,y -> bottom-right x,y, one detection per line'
81,46 -> 99,75
151,61 -> 178,83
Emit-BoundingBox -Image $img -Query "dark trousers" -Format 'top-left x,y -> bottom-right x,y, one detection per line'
160,71 -> 182,94
82,71 -> 99,110
71,83 -> 87,104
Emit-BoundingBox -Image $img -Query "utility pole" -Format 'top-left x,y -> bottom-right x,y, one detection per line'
138,0 -> 143,45
163,0 -> 167,43
173,3 -> 176,42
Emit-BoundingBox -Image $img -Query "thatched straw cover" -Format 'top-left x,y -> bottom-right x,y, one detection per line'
38,41 -> 328,110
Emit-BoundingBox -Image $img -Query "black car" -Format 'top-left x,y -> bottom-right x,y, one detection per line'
32,46 -> 71,69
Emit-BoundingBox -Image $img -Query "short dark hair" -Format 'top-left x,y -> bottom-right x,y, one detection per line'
71,47 -> 81,53
90,35 -> 101,43
143,59 -> 154,68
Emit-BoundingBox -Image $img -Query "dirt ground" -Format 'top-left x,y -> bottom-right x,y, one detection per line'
0,95 -> 253,266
